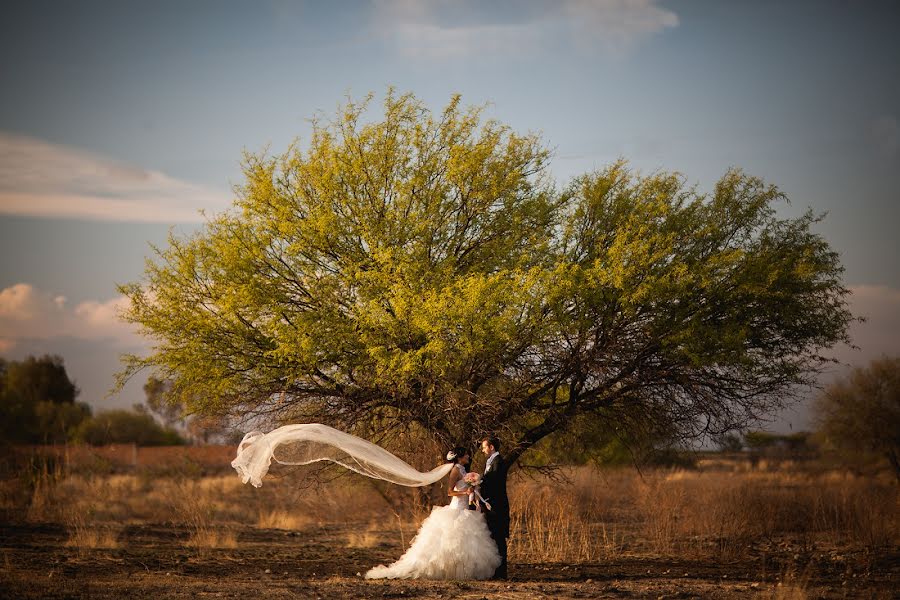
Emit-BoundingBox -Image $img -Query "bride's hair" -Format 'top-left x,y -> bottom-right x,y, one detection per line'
445,446 -> 468,463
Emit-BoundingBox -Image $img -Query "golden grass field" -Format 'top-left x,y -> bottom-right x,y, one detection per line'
0,449 -> 897,599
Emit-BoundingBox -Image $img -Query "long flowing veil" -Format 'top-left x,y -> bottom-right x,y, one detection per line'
231,423 -> 455,488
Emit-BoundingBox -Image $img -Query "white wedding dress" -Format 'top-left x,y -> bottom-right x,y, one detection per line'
365,464 -> 502,580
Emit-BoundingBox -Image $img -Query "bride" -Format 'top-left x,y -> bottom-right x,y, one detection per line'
365,446 -> 501,580
231,424 -> 501,580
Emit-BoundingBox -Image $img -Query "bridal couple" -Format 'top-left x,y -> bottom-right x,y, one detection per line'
366,437 -> 509,581
231,425 -> 510,581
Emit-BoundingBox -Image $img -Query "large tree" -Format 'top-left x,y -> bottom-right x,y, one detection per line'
118,91 -> 853,466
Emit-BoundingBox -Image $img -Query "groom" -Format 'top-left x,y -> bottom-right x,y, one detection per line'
480,436 -> 509,580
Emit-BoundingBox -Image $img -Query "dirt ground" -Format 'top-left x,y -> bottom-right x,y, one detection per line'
1,522 -> 896,599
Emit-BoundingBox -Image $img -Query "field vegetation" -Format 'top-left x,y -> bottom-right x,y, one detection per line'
1,449 -> 896,599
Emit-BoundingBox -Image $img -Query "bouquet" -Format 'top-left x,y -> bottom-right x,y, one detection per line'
463,472 -> 491,511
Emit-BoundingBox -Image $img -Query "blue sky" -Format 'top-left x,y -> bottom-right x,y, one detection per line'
1,1 -> 898,431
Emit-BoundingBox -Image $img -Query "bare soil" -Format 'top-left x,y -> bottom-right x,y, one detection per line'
1,522 -> 896,599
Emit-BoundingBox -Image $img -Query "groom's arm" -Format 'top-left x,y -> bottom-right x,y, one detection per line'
493,457 -> 509,506
480,468 -> 497,507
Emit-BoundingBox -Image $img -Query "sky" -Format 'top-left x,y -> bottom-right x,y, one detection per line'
1,0 -> 898,432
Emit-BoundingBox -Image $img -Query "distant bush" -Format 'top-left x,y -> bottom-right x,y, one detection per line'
743,430 -> 813,455
72,410 -> 184,446
713,432 -> 744,452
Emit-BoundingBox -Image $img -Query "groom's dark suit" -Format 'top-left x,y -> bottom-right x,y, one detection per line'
481,453 -> 509,579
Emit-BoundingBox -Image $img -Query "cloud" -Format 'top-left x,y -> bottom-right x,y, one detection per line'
372,0 -> 539,59
385,21 -> 539,60
561,0 -> 679,54
0,132 -> 231,222
371,0 -> 678,60
0,283 -> 144,351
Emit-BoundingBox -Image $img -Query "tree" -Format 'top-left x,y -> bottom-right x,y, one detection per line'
814,357 -> 900,481
117,91 -> 854,467
743,430 -> 812,458
72,409 -> 184,446
186,414 -> 232,445
713,432 -> 744,453
3,354 -> 78,405
0,355 -> 91,444
138,376 -> 234,444
142,376 -> 184,429
525,411 -> 685,467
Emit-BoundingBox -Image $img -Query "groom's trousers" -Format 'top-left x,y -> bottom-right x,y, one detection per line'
485,512 -> 509,579
492,533 -> 508,579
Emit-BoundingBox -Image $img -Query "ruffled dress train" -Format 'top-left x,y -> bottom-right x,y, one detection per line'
365,466 -> 501,580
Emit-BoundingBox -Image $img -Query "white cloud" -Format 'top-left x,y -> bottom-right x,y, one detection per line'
0,283 -> 144,351
372,0 -> 678,60
561,0 -> 679,54
0,132 -> 231,223
387,21 -> 539,60
0,283 -> 39,319
372,0 -> 539,59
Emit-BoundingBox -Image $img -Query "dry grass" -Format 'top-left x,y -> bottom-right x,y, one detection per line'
505,464 -> 898,563
173,481 -> 239,554
7,453 -> 898,566
510,491 -> 622,562
509,468 -> 634,563
629,469 -> 899,557
184,528 -> 239,552
23,458 -> 65,523
65,511 -> 119,556
257,509 -> 313,530
346,523 -> 381,548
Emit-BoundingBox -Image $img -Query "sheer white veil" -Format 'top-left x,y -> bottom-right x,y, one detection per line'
231,423 -> 455,488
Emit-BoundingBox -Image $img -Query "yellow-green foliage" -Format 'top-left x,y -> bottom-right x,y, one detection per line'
117,90 -> 853,461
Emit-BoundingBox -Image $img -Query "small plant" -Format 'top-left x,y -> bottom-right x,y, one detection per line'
257,509 -> 312,530
176,483 -> 238,554
65,510 -> 119,556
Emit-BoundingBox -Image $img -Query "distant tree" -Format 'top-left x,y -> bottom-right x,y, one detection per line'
743,430 -> 781,450
186,414 -> 232,445
743,430 -> 812,456
780,432 -> 812,453
142,376 -> 184,429
0,355 -> 91,444
814,357 -> 900,481
3,354 -> 78,405
117,91 -> 855,467
72,409 -> 184,446
33,400 -> 92,444
139,376 -> 233,444
714,432 -> 744,452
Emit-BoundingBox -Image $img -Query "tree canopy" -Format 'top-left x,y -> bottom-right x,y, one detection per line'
118,91 -> 854,466
1,355 -> 90,444
814,356 -> 900,480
